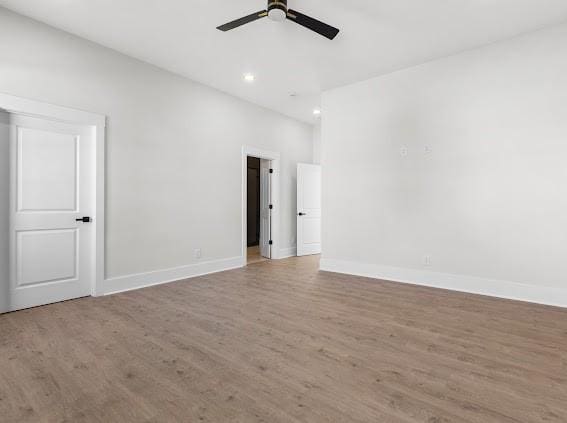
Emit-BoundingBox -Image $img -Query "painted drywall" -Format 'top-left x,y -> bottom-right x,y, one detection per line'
321,23 -> 567,305
0,8 -> 313,280
313,121 -> 322,165
0,112 -> 9,312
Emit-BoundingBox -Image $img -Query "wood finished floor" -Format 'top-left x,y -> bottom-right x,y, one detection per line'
1,255 -> 566,423
247,245 -> 268,265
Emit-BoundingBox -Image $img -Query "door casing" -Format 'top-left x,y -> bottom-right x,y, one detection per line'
241,146 -> 280,263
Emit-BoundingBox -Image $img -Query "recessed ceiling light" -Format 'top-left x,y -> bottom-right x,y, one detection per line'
313,108 -> 321,116
243,73 -> 255,82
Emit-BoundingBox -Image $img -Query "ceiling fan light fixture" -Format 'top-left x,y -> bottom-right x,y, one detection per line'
268,8 -> 287,22
267,0 -> 288,22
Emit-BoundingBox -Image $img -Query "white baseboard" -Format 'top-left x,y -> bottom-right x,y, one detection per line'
319,258 -> 567,308
102,256 -> 244,296
278,247 -> 297,259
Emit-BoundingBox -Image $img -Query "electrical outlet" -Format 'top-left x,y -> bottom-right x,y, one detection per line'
400,147 -> 408,157
424,146 -> 432,154
423,255 -> 431,266
194,249 -> 202,259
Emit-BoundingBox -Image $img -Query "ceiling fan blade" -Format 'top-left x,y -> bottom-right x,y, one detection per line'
286,9 -> 339,40
217,10 -> 267,32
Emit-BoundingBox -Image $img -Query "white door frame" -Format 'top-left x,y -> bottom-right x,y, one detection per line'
242,146 -> 280,263
0,92 -> 106,302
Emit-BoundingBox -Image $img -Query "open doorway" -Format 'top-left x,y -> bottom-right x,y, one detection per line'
246,156 -> 272,265
242,146 -> 280,265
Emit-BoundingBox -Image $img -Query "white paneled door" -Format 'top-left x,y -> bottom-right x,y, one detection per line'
297,164 -> 321,256
8,114 -> 94,312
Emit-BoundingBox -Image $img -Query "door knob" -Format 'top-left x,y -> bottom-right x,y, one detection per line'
76,217 -> 91,223
298,212 -> 306,216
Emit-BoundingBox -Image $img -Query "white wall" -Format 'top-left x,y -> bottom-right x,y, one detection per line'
313,121 -> 322,165
0,8 -> 313,285
321,23 -> 567,307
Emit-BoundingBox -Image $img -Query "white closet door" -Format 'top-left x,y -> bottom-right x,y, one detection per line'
8,114 -> 94,312
297,163 -> 321,256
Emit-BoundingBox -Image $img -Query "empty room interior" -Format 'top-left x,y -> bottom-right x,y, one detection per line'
1,1 -> 566,422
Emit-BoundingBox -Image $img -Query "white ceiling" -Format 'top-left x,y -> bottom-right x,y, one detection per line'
2,0 -> 567,124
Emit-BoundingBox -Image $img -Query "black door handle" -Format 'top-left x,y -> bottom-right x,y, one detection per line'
298,213 -> 306,216
76,217 -> 91,223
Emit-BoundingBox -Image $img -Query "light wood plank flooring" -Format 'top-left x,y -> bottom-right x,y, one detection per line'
247,245 -> 268,265
1,255 -> 566,422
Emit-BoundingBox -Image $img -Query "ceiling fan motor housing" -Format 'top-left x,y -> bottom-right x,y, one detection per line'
268,0 -> 288,22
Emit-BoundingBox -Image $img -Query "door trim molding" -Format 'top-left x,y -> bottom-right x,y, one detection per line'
242,146 -> 280,261
0,92 -> 106,301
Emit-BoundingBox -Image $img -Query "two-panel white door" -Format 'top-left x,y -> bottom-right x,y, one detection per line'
7,114 -> 94,312
297,163 -> 321,256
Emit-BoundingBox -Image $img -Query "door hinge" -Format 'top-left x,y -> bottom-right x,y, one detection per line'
269,169 -> 274,174
269,240 -> 273,245
269,204 -> 273,210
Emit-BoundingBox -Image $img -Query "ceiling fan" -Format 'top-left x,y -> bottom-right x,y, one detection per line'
217,0 -> 340,40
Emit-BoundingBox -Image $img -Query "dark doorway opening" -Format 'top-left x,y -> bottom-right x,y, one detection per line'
247,157 -> 261,247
